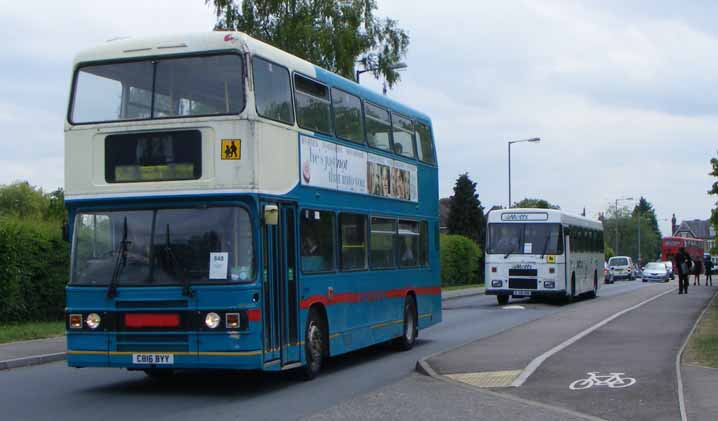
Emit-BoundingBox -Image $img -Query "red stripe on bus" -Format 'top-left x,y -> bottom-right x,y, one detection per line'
247,309 -> 262,321
299,287 -> 441,309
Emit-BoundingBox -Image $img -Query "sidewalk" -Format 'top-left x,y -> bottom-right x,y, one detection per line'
0,336 -> 65,370
0,286 -> 483,371
420,280 -> 716,421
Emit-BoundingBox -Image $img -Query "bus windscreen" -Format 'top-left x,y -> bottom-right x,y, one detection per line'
487,223 -> 563,255
71,207 -> 254,286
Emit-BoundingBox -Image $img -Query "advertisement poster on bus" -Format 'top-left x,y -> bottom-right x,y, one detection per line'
300,135 -> 417,202
367,153 -> 392,198
300,136 -> 336,190
336,144 -> 368,194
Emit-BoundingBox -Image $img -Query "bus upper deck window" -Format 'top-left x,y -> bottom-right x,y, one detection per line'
365,103 -> 392,152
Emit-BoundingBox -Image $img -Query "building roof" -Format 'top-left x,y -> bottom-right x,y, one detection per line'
674,219 -> 713,239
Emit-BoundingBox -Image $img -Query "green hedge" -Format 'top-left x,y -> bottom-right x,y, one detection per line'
0,217 -> 69,323
440,234 -> 482,286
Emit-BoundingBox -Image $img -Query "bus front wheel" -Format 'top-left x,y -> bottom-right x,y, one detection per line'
497,295 -> 509,305
394,295 -> 418,351
301,308 -> 326,380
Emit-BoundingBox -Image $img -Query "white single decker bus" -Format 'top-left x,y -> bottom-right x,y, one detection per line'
485,209 -> 604,305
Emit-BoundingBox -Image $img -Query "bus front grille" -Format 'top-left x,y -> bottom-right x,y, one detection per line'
509,268 -> 538,277
509,278 -> 537,289
115,334 -> 189,352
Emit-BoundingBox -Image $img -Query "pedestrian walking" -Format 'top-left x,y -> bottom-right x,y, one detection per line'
675,247 -> 693,295
705,257 -> 714,287
693,260 -> 702,286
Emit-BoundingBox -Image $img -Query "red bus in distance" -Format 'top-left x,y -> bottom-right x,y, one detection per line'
661,237 -> 704,274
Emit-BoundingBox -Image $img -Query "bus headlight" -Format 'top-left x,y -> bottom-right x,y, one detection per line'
85,313 -> 101,330
544,281 -> 555,289
491,280 -> 503,288
205,312 -> 221,329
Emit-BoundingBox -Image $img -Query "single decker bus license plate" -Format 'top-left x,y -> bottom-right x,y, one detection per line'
132,353 -> 174,365
513,290 -> 531,297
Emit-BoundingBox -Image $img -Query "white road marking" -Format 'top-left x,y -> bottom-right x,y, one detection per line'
502,305 -> 526,310
569,372 -> 636,390
511,286 -> 675,387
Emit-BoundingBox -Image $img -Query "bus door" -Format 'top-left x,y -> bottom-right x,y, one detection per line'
261,203 -> 300,367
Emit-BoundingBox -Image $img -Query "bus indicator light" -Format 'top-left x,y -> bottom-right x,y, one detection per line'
226,313 -> 240,329
69,314 -> 83,329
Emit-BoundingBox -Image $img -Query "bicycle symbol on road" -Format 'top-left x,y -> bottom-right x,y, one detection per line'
569,372 -> 637,390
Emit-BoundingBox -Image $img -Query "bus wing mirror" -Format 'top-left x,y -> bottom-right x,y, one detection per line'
264,205 -> 279,225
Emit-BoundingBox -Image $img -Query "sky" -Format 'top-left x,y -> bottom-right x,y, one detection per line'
1,0 -> 716,236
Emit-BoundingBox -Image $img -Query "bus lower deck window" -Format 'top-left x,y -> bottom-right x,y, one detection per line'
301,210 -> 335,273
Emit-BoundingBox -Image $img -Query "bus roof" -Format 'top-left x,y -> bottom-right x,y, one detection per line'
72,31 -> 432,123
487,208 -> 602,230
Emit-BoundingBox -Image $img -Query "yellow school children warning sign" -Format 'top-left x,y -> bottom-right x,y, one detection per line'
546,255 -> 556,263
221,139 -> 241,160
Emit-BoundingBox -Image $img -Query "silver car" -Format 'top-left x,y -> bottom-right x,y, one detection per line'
641,262 -> 670,283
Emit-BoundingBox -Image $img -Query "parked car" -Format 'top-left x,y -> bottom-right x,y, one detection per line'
662,261 -> 675,279
607,256 -> 635,281
642,262 -> 670,283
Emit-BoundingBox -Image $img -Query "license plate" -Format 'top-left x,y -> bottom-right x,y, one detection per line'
132,353 -> 174,365
513,290 -> 532,296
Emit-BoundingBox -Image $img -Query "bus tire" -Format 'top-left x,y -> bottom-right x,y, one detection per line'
566,274 -> 576,304
497,295 -> 509,306
394,295 -> 418,351
587,271 -> 598,299
300,307 -> 326,381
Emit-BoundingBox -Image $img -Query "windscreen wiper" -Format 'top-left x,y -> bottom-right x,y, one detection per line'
164,224 -> 193,297
540,235 -> 552,259
107,217 -> 130,298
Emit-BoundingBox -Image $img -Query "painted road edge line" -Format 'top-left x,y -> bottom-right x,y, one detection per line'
511,287 -> 676,387
676,290 -> 718,421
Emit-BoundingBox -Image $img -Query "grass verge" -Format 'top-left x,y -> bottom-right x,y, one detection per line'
0,321 -> 65,344
684,293 -> 718,368
442,283 -> 484,292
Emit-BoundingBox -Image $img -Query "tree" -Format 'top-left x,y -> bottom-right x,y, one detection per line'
513,198 -> 560,209
603,205 -> 661,263
632,196 -> 662,262
447,173 -> 485,245
207,0 -> 410,88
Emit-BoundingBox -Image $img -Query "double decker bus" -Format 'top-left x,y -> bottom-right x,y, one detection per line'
64,32 -> 441,379
661,237 -> 705,274
485,209 -> 603,305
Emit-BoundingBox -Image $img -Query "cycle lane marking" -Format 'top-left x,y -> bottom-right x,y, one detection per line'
511,286 -> 675,387
569,372 -> 637,390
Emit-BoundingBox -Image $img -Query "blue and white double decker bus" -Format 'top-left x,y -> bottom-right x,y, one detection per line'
64,32 -> 441,379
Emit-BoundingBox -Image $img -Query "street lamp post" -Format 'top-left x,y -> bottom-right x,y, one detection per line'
508,137 -> 541,208
355,62 -> 408,84
614,197 -> 634,255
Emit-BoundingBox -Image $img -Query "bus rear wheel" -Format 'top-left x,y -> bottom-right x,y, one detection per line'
497,295 -> 509,306
300,308 -> 326,381
394,295 -> 418,351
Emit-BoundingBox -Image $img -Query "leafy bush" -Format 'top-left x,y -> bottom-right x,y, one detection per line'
0,216 -> 68,323
440,234 -> 482,286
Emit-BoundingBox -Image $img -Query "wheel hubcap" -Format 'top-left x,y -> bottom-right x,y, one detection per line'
308,322 -> 322,368
405,305 -> 415,341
